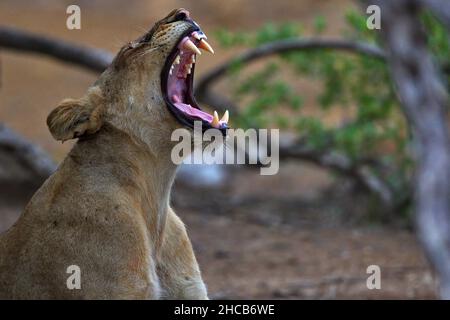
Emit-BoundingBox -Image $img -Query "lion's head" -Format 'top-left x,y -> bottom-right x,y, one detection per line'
47,8 -> 228,146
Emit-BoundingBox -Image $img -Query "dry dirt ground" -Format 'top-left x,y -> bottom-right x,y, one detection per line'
173,166 -> 437,299
188,212 -> 436,299
0,0 -> 439,299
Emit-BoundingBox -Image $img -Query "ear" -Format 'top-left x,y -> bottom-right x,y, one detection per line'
47,87 -> 105,142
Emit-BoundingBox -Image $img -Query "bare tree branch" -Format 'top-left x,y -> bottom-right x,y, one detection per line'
195,38 -> 386,113
192,36 -> 400,207
0,26 -> 113,72
279,140 -> 394,206
0,123 -> 56,180
374,0 -> 450,298
0,123 -> 57,217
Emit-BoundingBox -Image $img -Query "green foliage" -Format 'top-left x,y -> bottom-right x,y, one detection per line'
213,10 -> 449,217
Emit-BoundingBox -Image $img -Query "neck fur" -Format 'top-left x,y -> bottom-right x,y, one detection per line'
75,121 -> 179,250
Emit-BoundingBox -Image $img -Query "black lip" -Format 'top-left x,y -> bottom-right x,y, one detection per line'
161,24 -> 228,136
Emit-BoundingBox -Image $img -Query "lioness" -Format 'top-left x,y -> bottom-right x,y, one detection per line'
0,8 -> 228,299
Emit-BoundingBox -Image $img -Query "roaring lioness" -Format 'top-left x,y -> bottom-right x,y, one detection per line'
0,8 -> 228,299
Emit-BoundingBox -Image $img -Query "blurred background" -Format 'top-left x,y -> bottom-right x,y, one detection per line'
2,0 -> 448,298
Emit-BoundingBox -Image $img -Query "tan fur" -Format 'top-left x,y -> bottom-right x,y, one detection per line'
0,8 -> 208,299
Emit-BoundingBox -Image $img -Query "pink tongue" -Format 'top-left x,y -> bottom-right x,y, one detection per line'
174,102 -> 213,122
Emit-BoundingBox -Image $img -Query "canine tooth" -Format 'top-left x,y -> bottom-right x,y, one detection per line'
220,110 -> 229,124
198,39 -> 214,54
211,111 -> 220,128
174,55 -> 180,64
183,39 -> 201,55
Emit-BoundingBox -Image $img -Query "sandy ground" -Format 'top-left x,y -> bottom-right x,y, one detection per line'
173,166 -> 437,299
188,211 -> 436,299
0,0 -> 439,299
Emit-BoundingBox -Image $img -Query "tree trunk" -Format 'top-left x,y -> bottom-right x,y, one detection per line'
375,0 -> 450,298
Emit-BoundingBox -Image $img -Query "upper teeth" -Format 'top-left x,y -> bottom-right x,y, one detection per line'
183,39 -> 201,55
172,54 -> 195,79
182,36 -> 215,55
170,33 -> 215,79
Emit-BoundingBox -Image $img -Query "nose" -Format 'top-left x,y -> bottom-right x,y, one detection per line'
176,8 -> 190,21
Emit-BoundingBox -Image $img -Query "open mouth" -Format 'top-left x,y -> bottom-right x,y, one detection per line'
161,27 -> 229,134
